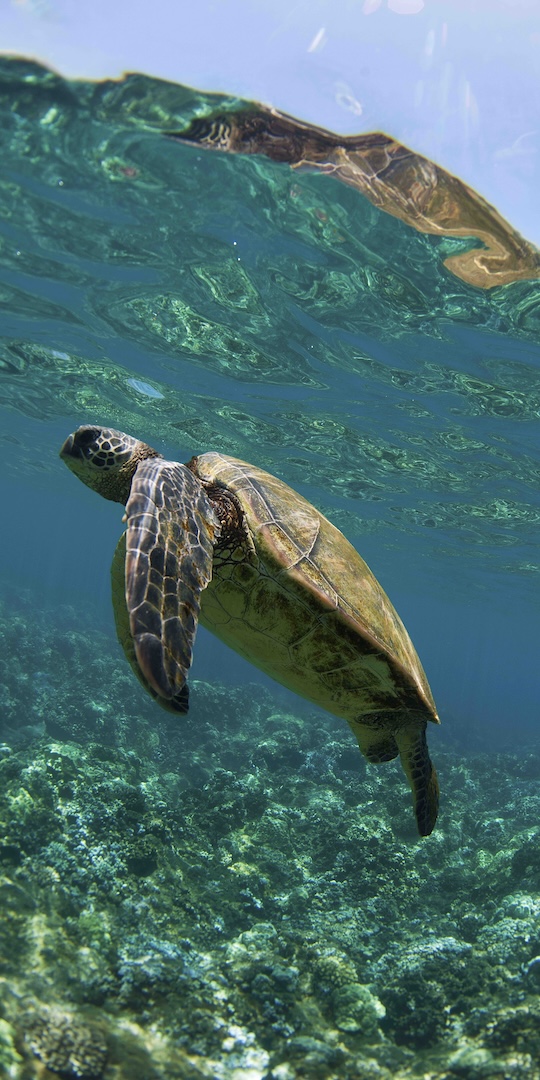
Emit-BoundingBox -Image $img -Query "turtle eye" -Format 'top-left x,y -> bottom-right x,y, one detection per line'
77,427 -> 100,447
78,428 -> 100,444
75,428 -> 101,458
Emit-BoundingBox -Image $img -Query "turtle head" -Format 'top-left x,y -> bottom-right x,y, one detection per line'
60,425 -> 161,504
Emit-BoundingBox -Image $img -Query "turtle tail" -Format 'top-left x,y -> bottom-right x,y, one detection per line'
396,723 -> 439,837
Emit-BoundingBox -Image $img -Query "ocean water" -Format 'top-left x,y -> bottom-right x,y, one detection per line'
0,57 -> 539,1079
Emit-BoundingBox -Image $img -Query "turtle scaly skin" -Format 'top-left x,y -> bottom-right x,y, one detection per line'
61,425 -> 440,837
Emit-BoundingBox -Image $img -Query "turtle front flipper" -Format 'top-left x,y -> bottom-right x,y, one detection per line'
111,533 -> 189,713
396,723 -> 439,837
125,460 -> 220,706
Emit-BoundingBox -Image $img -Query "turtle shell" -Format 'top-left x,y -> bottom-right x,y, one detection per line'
194,452 -> 437,728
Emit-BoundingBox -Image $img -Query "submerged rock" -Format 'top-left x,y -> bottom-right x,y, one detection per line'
24,1005 -> 108,1079
0,593 -> 539,1078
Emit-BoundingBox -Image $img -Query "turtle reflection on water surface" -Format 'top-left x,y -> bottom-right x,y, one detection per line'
60,426 -> 440,837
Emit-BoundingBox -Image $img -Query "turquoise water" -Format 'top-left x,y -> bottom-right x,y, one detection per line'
0,57 -> 539,1079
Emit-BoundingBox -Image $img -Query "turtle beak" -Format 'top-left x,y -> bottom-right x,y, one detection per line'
60,433 -> 74,458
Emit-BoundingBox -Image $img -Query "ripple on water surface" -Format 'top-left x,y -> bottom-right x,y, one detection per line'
1,57 -> 539,603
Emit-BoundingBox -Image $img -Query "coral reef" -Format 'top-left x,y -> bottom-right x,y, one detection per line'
0,591 -> 539,1079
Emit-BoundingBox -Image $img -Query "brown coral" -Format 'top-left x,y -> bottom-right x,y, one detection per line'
25,1005 -> 107,1079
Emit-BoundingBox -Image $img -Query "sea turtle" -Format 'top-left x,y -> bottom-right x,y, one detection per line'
60,425 -> 440,835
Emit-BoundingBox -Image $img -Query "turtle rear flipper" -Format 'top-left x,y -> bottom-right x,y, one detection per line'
347,721 -> 399,763
396,723 -> 439,836
125,460 -> 220,705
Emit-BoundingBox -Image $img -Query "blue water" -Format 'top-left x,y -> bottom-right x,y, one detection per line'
1,58 -> 538,751
1,56 -> 540,1080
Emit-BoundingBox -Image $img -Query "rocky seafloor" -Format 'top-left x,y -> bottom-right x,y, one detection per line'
0,590 -> 539,1080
